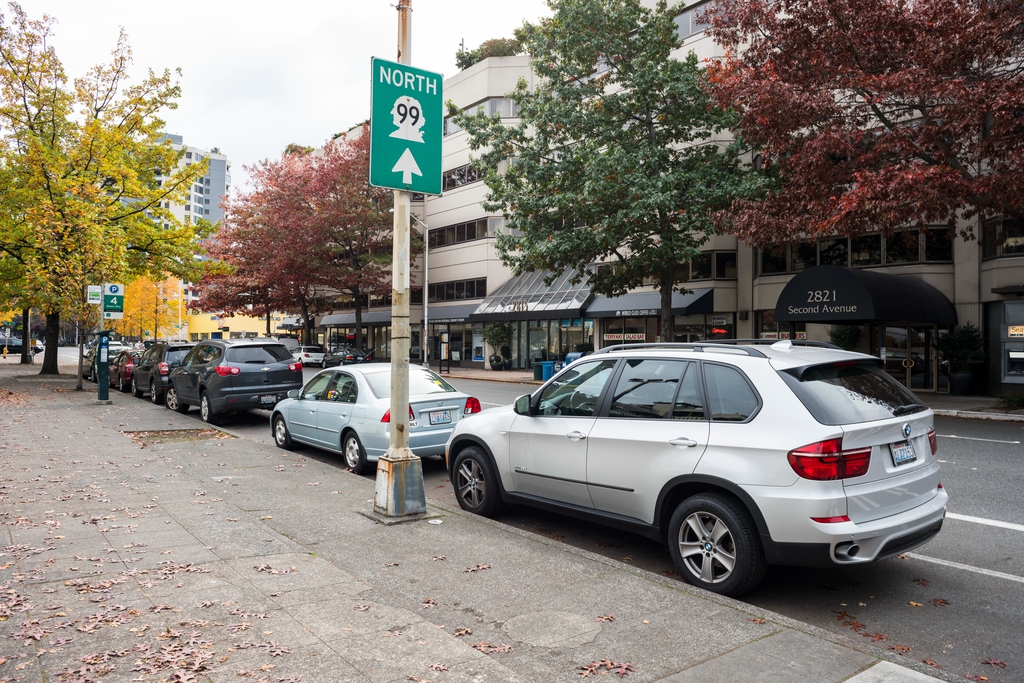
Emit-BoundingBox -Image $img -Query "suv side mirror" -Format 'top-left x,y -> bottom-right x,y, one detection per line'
513,394 -> 532,416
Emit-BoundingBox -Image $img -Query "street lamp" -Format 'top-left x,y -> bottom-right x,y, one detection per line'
393,209 -> 430,368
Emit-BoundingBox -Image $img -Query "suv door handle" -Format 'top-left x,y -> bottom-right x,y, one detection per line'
565,431 -> 587,441
669,438 -> 698,448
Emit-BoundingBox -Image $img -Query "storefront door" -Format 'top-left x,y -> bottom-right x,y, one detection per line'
879,324 -> 937,392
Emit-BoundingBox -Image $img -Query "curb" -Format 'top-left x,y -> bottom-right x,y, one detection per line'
931,409 -> 1024,422
439,372 -> 542,386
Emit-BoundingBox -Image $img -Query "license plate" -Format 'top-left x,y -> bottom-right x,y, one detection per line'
260,395 -> 277,405
428,410 -> 452,425
890,440 -> 917,466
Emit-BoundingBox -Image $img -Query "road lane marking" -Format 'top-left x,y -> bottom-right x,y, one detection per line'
906,553 -> 1024,584
938,434 -> 1020,444
946,512 -> 1024,532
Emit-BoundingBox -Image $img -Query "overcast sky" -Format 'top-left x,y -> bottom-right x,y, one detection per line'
18,0 -> 550,188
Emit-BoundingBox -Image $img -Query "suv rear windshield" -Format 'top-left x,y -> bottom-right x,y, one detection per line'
225,344 -> 293,364
298,347 -> 322,353
166,348 -> 191,364
365,368 -> 456,398
779,362 -> 926,426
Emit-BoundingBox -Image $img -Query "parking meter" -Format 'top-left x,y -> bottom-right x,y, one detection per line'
97,331 -> 111,401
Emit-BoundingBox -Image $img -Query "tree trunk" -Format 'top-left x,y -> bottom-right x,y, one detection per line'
75,323 -> 85,391
40,311 -> 60,375
265,311 -> 271,337
20,309 -> 31,364
659,265 -> 675,345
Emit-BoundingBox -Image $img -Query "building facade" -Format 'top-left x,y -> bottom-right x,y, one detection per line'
318,8 -> 1024,395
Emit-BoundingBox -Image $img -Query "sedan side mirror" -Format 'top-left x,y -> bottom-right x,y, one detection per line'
513,394 -> 532,416
287,389 -> 299,399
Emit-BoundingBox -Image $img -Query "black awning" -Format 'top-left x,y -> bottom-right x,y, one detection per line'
470,270 -> 592,322
774,265 -> 957,325
426,303 -> 480,324
585,288 -> 713,318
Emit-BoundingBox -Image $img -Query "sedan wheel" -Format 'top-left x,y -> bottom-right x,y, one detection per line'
273,415 -> 293,450
118,373 -> 128,392
342,433 -> 368,474
165,386 -> 189,414
667,493 -> 766,597
452,447 -> 502,517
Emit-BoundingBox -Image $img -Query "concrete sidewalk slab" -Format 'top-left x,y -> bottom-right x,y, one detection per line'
0,363 -> 950,682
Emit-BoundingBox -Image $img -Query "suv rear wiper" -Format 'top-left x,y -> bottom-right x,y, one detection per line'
892,403 -> 925,417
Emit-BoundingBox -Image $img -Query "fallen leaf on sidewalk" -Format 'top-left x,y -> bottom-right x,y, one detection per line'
464,563 -> 491,573
428,663 -> 448,672
453,628 -> 472,637
595,615 -> 616,623
930,598 -> 949,607
982,659 -> 1007,668
912,577 -> 930,587
908,601 -> 923,607
471,642 -> 513,654
888,644 -> 911,654
430,556 -> 445,561
922,658 -> 941,668
421,598 -> 438,609
862,632 -> 888,642
354,605 -> 370,612
748,618 -> 766,624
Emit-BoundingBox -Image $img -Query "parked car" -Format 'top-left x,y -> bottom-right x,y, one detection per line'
444,340 -> 946,597
164,338 -> 304,424
108,349 -> 142,392
130,342 -> 195,404
82,341 -> 131,381
293,345 -> 326,368
270,365 -> 481,474
1,337 -> 42,355
323,346 -> 371,367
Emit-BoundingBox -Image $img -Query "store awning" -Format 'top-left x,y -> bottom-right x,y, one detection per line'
470,270 -> 592,322
320,310 -> 393,326
585,288 -> 713,318
426,303 -> 480,324
774,265 -> 958,325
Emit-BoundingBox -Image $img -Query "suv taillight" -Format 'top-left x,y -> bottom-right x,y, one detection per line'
215,365 -> 240,376
787,438 -> 872,480
381,405 -> 415,423
464,397 -> 481,414
158,362 -> 170,375
288,362 -> 302,372
927,428 -> 937,455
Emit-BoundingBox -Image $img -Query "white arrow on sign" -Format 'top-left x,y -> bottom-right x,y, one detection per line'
392,148 -> 422,185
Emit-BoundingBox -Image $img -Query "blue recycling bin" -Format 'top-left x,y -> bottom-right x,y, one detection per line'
564,352 -> 584,366
541,361 -> 555,381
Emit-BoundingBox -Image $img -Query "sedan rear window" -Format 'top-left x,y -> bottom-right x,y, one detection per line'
779,362 -> 926,425
225,345 -> 293,364
365,368 -> 456,398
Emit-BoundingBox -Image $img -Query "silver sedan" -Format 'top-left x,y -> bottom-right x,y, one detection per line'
269,364 -> 481,473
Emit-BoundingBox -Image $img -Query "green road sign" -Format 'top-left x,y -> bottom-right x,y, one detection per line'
102,283 -> 124,320
369,57 -> 443,195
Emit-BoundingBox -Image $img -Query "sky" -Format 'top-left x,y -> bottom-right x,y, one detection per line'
17,0 -> 551,188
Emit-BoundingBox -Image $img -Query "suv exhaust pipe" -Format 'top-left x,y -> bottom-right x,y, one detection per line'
834,542 -> 860,561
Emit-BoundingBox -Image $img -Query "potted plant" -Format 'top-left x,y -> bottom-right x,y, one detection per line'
482,322 -> 515,372
935,322 -> 985,396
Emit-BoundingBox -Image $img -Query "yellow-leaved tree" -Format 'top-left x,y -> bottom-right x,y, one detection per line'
113,276 -> 182,341
0,4 -> 215,387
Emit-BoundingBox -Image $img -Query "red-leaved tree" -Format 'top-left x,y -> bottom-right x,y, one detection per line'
706,0 -> 1024,244
196,126 -> 395,347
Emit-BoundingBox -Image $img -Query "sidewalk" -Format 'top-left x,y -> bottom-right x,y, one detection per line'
434,365 -> 1024,422
0,363 -> 950,682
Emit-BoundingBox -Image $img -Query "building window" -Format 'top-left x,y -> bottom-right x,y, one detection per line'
714,252 -> 738,279
850,234 -> 882,266
428,278 -> 487,303
982,217 -> 1024,259
924,227 -> 954,262
204,199 -> 210,205
185,205 -> 191,211
674,0 -> 716,41
819,238 -> 849,266
759,245 -> 788,275
429,218 -> 490,248
442,163 -> 483,191
790,241 -> 817,271
690,252 -> 712,280
205,209 -> 210,215
885,230 -> 919,264
443,98 -> 519,137
185,152 -> 192,159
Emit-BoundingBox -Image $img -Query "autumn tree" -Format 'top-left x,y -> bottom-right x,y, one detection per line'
197,127 -> 394,348
0,4 -> 212,383
453,0 -> 765,339
455,37 -> 524,71
114,276 -> 180,341
706,0 -> 1024,245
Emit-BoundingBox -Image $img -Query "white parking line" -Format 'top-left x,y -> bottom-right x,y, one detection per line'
906,553 -> 1024,584
938,434 -> 1020,444
946,512 -> 1024,532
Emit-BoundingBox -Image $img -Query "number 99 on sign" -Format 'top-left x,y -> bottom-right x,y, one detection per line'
396,102 -> 420,126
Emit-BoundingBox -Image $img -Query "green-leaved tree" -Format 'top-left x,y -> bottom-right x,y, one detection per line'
451,0 -> 768,339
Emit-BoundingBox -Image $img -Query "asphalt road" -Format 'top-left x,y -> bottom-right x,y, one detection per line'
79,358 -> 1023,682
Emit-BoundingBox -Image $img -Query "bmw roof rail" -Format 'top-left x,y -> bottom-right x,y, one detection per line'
711,338 -> 842,350
592,342 -> 768,358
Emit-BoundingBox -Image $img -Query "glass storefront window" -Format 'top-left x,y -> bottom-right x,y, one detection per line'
674,314 -> 705,342
706,314 -> 734,339
850,234 -> 882,266
885,230 -> 919,264
528,321 -> 549,364
471,324 -> 484,362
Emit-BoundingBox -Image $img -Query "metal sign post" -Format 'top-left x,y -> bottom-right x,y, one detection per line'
372,0 -> 433,518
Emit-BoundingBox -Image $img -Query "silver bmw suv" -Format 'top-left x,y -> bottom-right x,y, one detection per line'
445,340 -> 946,597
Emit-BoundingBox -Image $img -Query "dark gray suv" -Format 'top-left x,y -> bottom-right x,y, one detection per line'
165,339 -> 304,424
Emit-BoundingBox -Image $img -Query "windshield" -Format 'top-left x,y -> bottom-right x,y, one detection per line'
225,345 -> 293,364
166,348 -> 191,364
364,368 -> 456,398
779,362 -> 927,426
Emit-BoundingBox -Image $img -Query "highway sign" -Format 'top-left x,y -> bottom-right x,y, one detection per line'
102,283 -> 124,320
369,57 -> 442,195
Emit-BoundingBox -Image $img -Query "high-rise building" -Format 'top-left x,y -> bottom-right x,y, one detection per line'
159,134 -> 231,229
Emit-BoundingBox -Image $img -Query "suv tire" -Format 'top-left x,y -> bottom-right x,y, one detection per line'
452,446 -> 503,518
131,376 -> 144,398
668,493 -> 766,597
199,391 -> 221,425
165,386 -> 189,414
150,380 -> 164,405
342,432 -> 369,474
